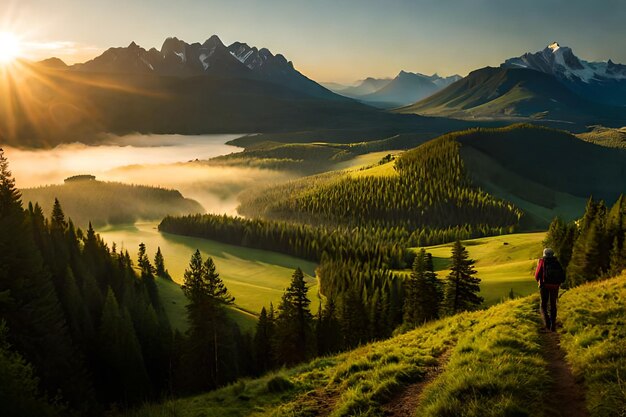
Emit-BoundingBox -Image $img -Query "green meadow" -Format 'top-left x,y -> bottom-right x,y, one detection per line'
97,222 -> 319,332
418,232 -> 546,305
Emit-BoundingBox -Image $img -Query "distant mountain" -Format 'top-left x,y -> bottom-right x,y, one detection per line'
1,60 -> 466,147
37,57 -> 69,69
502,42 -> 626,106
358,71 -> 461,108
70,35 -> 337,99
399,66 -> 626,125
335,77 -> 392,97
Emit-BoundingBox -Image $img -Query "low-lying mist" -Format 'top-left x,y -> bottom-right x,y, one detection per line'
5,133 -> 294,216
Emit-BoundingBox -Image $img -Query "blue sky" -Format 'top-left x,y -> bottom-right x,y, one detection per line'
4,0 -> 626,82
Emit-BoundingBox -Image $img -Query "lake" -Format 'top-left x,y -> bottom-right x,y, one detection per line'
6,133 -> 294,215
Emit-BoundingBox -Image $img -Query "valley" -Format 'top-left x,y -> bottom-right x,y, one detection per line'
1,8 -> 626,416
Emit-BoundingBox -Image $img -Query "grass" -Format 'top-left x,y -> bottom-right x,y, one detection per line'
558,276 -> 626,417
123,275 -> 626,417
416,297 -> 549,417
411,232 -> 546,305
98,222 -> 319,330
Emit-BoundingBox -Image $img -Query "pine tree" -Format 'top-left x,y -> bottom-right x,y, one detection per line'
0,320 -> 59,417
50,198 -> 67,230
568,217 -> 604,286
154,247 -> 171,280
138,242 -> 155,280
253,307 -> 274,374
0,149 -> 95,410
316,297 -> 341,355
442,240 -> 483,314
403,249 -> 441,327
97,289 -> 150,403
181,250 -> 236,391
274,268 -> 313,365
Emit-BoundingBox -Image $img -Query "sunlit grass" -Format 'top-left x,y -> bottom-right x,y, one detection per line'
558,276 -> 626,417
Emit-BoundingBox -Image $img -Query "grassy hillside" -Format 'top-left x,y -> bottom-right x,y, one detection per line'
455,125 -> 626,227
577,125 -> 626,148
419,232 -> 545,305
124,273 -> 626,417
97,222 -> 319,320
22,179 -> 204,227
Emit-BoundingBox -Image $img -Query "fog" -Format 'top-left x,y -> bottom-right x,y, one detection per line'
4,133 -> 293,215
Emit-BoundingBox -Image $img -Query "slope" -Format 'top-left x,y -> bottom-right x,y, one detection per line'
238,125 -> 626,231
399,67 -> 626,126
123,273 -> 626,417
21,179 -> 204,227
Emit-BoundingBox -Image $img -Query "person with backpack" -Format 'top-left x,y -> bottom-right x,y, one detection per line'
535,248 -> 566,332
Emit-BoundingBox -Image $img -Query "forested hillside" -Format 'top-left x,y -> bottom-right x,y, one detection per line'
238,131 -> 523,231
239,124 -> 626,229
22,179 -> 204,227
124,273 -> 626,417
0,150 -> 173,413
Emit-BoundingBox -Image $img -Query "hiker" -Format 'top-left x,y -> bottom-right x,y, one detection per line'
535,248 -> 566,332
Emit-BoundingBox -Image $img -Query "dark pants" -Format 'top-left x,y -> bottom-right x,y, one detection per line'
540,286 -> 559,330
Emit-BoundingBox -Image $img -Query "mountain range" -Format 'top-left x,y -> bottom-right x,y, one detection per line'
400,42 -> 626,124
502,42 -> 626,106
67,35 -> 337,100
327,72 -> 461,108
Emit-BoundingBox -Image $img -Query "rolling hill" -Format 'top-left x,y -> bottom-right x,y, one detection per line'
237,125 -> 626,230
21,178 -> 204,227
124,273 -> 626,417
399,67 -> 626,125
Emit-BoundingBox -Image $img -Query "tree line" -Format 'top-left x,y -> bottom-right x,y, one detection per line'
252,240 -> 483,373
545,195 -> 626,286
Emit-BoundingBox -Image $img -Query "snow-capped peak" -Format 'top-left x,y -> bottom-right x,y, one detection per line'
502,42 -> 626,84
548,42 -> 560,52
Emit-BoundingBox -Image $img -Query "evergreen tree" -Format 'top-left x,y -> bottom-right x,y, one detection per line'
138,242 -> 155,280
154,247 -> 171,280
403,249 -> 441,327
253,307 -> 274,374
50,198 -> 66,229
339,288 -> 369,348
316,297 -> 341,355
544,217 -> 576,269
568,216 -> 605,286
0,320 -> 59,417
274,268 -> 314,365
97,289 -> 150,403
0,149 -> 95,410
442,240 -> 483,314
181,250 -> 236,391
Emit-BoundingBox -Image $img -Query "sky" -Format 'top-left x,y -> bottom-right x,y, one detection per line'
2,0 -> 626,83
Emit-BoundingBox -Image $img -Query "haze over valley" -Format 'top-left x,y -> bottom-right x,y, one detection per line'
1,1 -> 626,416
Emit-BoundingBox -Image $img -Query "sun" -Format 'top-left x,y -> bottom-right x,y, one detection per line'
0,31 -> 21,64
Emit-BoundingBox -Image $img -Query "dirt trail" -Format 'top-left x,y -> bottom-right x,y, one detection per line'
541,331 -> 590,417
381,351 -> 451,417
